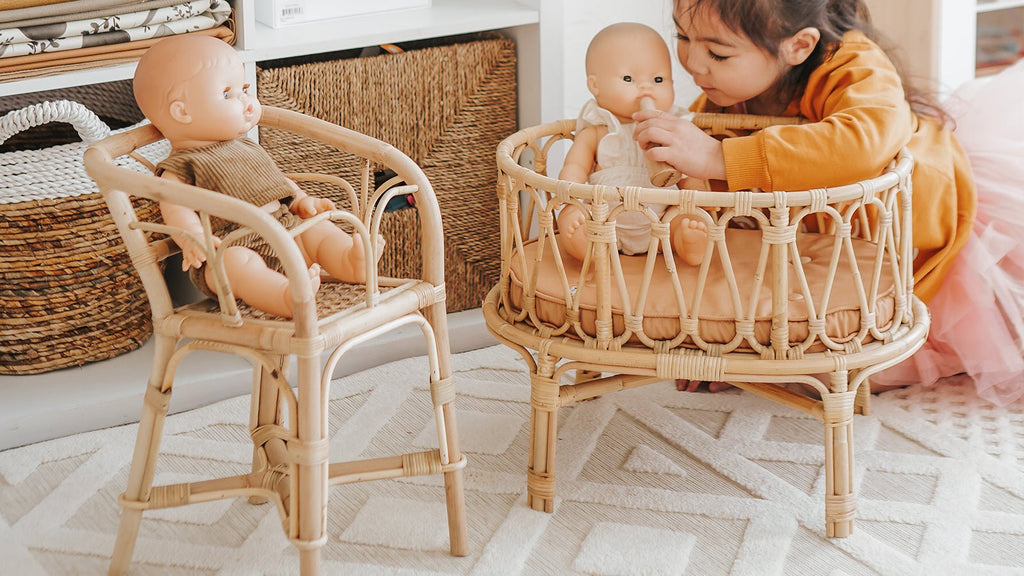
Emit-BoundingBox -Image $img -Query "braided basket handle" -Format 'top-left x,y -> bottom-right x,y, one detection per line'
0,100 -> 111,146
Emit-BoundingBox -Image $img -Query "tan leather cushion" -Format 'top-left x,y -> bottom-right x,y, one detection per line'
508,228 -> 895,346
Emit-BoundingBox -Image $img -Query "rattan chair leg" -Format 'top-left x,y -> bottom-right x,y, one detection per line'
249,360 -> 285,505
527,359 -> 560,512
299,548 -> 321,575
293,356 -> 327,576
441,402 -> 469,556
425,303 -> 469,556
109,334 -> 176,576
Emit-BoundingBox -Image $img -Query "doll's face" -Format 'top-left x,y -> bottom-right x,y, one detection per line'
586,26 -> 675,122
173,55 -> 260,142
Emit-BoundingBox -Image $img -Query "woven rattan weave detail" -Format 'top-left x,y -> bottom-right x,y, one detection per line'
255,35 -> 516,312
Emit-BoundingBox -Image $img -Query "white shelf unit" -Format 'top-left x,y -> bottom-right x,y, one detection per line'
0,0 -> 560,450
866,0 -> 1024,98
0,0 -> 557,125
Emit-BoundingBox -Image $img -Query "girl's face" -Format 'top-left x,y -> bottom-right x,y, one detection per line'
674,1 -> 788,110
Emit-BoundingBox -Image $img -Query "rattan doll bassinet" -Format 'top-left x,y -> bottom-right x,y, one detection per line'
483,113 -> 929,537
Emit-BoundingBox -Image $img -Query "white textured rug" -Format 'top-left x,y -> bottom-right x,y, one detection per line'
2,345 -> 1023,576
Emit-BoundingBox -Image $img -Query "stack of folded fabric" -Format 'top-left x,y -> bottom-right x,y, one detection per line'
0,0 -> 233,78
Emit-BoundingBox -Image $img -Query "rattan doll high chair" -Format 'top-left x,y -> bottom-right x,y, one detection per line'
483,113 -> 929,538
84,106 -> 467,575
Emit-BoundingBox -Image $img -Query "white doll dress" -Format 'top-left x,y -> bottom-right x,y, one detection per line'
576,98 -> 675,255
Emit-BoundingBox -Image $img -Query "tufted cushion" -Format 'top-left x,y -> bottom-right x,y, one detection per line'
507,228 -> 896,346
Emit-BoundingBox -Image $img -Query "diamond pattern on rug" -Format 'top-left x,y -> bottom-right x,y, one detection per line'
414,409 -> 523,455
340,496 -> 450,551
573,521 -> 695,576
1,345 -> 1023,575
622,445 -> 687,477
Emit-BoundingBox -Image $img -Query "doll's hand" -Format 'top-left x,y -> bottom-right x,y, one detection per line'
290,195 -> 336,218
175,234 -> 221,270
632,109 -> 726,182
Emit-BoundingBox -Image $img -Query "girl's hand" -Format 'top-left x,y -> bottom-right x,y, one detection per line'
633,109 -> 727,182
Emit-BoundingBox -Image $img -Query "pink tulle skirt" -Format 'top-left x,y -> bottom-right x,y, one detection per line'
873,62 -> 1024,405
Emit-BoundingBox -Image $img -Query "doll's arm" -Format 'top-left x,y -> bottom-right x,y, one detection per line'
558,125 -> 602,183
159,172 -> 220,270
287,178 -> 336,218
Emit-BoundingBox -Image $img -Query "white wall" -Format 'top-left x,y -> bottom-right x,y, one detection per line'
559,0 -> 702,120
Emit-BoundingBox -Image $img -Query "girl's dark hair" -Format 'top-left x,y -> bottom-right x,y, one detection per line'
682,0 -> 945,120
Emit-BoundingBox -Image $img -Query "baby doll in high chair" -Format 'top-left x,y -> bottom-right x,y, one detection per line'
133,34 -> 381,318
557,22 -> 708,265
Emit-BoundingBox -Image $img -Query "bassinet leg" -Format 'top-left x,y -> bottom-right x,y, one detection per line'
109,334 -> 176,576
855,377 -> 871,416
821,372 -> 857,538
527,355 -> 560,513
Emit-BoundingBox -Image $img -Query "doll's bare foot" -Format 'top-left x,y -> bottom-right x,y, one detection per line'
308,263 -> 322,294
557,205 -> 588,261
672,217 -> 708,266
676,379 -> 734,393
338,233 -> 386,284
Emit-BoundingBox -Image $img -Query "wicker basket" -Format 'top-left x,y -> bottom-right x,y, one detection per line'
0,99 -> 167,374
256,34 -> 517,312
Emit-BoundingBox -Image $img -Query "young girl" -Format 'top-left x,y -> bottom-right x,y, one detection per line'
631,0 -> 1012,403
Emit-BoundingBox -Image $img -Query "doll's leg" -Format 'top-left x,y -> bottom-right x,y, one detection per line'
212,246 -> 321,318
299,222 -> 383,284
670,215 -> 708,266
557,204 -> 589,261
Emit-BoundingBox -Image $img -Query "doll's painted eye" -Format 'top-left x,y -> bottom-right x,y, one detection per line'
654,77 -> 664,83
241,83 -> 250,94
622,75 -> 632,82
222,87 -> 231,99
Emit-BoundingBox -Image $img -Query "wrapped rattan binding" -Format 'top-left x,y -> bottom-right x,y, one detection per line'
1,100 -> 168,374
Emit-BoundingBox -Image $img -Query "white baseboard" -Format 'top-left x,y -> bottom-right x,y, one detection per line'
0,307 -> 494,451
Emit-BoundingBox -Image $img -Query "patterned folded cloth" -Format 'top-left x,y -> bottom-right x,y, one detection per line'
0,0 -> 230,59
0,23 -> 233,74
1,0 -> 184,28
1,0 -> 146,24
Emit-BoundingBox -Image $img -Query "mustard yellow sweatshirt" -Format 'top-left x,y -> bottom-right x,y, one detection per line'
693,30 -> 976,303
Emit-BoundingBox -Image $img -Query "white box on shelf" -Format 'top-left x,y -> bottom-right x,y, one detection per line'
254,0 -> 431,28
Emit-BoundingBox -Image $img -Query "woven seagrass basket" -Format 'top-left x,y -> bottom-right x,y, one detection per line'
0,89 -> 167,375
256,33 -> 517,312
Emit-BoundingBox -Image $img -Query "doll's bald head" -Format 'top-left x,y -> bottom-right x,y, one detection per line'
133,35 -> 241,138
585,22 -> 671,76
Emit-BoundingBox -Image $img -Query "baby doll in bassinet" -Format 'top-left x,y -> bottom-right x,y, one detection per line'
133,34 -> 381,318
557,22 -> 708,265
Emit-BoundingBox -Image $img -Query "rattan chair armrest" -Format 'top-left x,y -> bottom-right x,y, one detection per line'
259,107 -> 446,287
86,140 -> 319,328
